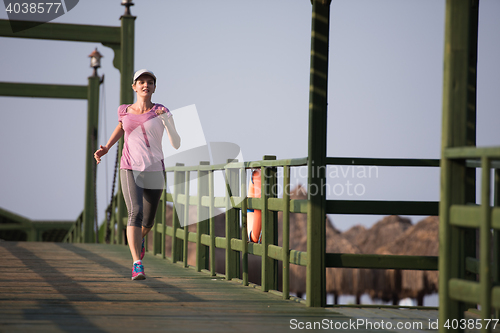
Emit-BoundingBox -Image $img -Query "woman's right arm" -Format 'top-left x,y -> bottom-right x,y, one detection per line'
94,123 -> 124,164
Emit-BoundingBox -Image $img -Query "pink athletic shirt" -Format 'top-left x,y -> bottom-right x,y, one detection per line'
118,103 -> 172,172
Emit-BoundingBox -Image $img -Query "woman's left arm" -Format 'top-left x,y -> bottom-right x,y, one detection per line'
157,107 -> 181,149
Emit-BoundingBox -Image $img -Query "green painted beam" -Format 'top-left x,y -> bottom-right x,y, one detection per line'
0,207 -> 32,225
0,19 -> 120,43
327,200 -> 439,215
326,253 -> 438,270
0,82 -> 87,100
444,146 -> 500,159
449,205 -> 481,228
31,221 -> 74,230
326,157 -> 440,167
448,278 -> 480,305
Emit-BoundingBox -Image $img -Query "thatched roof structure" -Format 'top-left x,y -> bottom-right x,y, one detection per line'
277,185 -> 367,301
340,215 -> 413,304
348,215 -> 412,254
375,216 -> 439,305
343,225 -> 366,246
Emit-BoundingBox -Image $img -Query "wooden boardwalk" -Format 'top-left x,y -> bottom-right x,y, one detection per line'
0,241 -> 439,333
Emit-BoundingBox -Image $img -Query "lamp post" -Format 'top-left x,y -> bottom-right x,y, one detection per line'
88,48 -> 103,77
83,48 -> 103,243
121,0 -> 134,16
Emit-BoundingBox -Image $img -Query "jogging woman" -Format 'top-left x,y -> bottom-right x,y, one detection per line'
94,69 -> 181,280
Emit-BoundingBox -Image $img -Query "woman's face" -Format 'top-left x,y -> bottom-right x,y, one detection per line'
133,74 -> 156,97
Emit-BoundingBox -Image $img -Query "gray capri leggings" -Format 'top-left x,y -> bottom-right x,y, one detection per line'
120,169 -> 165,229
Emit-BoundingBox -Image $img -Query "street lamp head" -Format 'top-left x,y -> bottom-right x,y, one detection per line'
121,0 -> 134,16
88,48 -> 103,76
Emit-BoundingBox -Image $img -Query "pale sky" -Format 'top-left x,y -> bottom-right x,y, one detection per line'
0,0 -> 499,231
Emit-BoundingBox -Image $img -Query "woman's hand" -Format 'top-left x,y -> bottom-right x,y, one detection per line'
94,145 -> 109,164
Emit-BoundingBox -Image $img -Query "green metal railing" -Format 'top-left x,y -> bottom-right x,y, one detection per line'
440,147 -> 500,331
86,155 -> 443,306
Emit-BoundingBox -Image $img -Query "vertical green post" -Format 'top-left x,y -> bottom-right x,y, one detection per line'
241,167 -> 249,286
439,0 -> 479,330
153,188 -> 164,256
261,155 -> 277,292
183,171 -> 190,268
197,162 -> 210,272
282,165 -> 291,300
209,169 -> 216,276
225,160 -> 240,280
480,157 -> 491,332
306,0 -> 330,307
172,164 -> 185,263
494,169 -> 500,319
116,10 -> 136,245
83,74 -> 100,243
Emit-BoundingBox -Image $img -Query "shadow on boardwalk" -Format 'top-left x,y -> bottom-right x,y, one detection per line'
0,241 -> 437,333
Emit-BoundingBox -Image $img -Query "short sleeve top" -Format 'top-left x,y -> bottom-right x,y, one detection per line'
118,103 -> 172,172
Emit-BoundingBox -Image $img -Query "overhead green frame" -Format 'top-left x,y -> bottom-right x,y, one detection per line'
0,82 -> 87,99
0,7 -> 135,243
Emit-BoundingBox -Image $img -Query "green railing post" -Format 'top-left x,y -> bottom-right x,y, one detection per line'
261,155 -> 277,292
439,0 -> 479,330
172,164 -> 185,263
209,170 -> 216,276
83,74 -> 101,243
494,169 -> 500,319
225,160 -> 240,280
306,0 -> 330,307
241,167 -> 249,286
183,171 -> 191,268
153,188 -> 165,256
282,165 -> 291,299
197,162 -> 210,272
116,9 -> 136,246
480,157 -> 491,331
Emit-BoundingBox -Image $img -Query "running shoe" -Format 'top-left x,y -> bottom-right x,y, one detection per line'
131,261 -> 146,280
140,238 -> 145,260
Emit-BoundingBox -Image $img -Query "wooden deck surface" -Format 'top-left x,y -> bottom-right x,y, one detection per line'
0,241 -> 439,333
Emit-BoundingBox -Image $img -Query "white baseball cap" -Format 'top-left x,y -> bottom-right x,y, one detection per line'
133,69 -> 156,83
